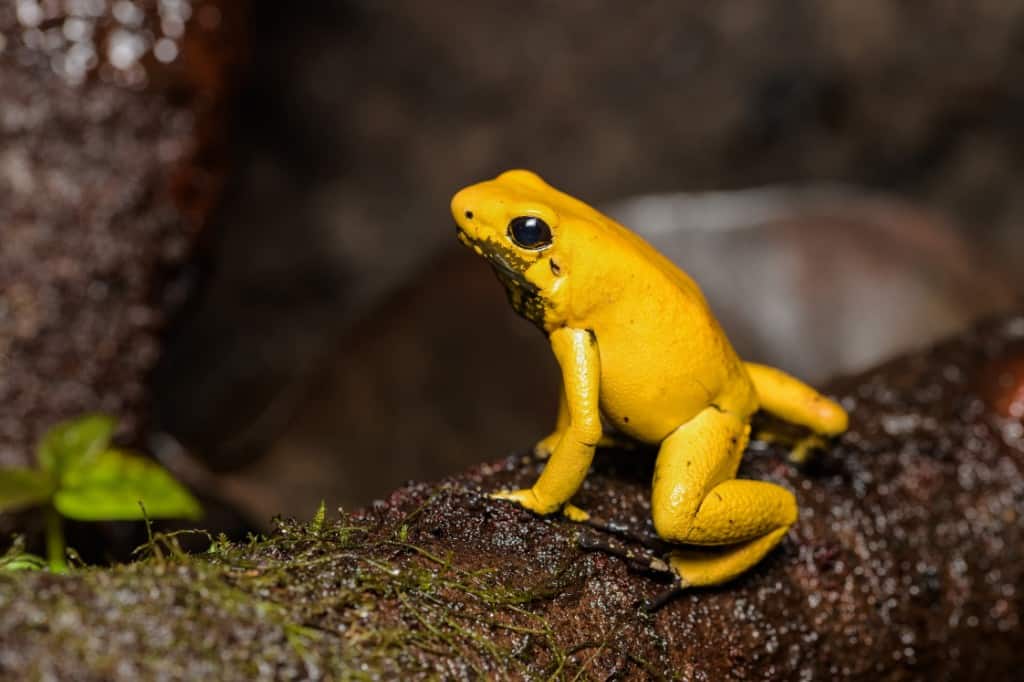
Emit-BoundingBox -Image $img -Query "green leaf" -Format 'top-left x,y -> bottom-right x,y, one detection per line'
53,449 -> 202,521
37,414 -> 116,476
0,468 -> 55,513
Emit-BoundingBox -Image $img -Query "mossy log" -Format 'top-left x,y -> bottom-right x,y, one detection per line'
1,313 -> 1023,680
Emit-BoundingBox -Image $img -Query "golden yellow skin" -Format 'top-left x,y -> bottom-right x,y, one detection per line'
451,170 -> 848,589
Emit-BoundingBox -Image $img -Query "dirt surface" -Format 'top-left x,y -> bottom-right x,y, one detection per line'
2,312 -> 1022,680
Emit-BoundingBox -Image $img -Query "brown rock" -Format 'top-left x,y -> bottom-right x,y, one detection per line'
979,341 -> 1024,421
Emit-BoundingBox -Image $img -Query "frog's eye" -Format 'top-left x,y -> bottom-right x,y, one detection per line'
507,216 -> 552,250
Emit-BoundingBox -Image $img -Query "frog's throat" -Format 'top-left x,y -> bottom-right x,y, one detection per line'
462,234 -> 551,331
490,262 -> 547,326
487,253 -> 549,331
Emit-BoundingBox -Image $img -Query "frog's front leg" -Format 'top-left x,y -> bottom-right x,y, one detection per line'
535,385 -> 635,461
495,327 -> 601,515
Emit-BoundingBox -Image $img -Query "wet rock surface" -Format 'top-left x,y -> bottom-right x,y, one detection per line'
2,313 -> 1022,680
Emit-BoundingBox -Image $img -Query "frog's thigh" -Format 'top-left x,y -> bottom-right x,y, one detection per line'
650,406 -> 748,540
651,408 -> 797,588
680,479 -> 797,546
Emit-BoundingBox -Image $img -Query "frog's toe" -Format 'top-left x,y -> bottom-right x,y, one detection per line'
787,433 -> 827,464
532,433 -> 562,460
490,488 -> 528,504
490,488 -> 559,516
561,503 -> 590,522
642,577 -> 685,612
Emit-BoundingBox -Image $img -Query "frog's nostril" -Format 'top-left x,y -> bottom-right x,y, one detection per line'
464,210 -> 474,219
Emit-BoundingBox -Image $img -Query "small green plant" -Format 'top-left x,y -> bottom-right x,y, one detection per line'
0,536 -> 46,571
0,414 -> 202,572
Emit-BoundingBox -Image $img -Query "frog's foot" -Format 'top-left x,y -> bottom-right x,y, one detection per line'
665,526 -> 791,590
490,488 -> 560,516
756,429 -> 828,464
578,530 -> 670,575
642,577 -> 684,612
490,488 -> 588,521
786,433 -> 828,464
562,503 -> 590,522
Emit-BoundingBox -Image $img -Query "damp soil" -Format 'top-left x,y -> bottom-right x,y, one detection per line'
0,313 -> 1022,680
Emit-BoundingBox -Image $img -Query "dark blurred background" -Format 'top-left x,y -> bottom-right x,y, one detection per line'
4,1 -> 1022,532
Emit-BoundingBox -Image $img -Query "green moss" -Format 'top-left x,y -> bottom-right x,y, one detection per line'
0,492 -> 579,679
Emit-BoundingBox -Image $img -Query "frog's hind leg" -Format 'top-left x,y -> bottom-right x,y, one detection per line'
745,362 -> 847,437
663,480 -> 798,588
651,407 -> 798,588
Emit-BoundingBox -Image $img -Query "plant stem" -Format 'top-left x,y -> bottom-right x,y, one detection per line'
45,506 -> 67,573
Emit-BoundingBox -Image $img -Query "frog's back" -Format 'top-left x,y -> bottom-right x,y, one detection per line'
545,179 -> 728,344
604,217 -> 707,301
561,204 -> 757,438
549,185 -> 707,303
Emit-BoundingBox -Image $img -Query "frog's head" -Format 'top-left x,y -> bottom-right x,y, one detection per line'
451,169 -> 583,329
451,169 -> 564,273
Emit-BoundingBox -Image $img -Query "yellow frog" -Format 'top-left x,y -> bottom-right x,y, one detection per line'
451,170 -> 848,590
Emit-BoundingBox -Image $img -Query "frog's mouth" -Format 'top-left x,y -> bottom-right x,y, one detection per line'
486,250 -> 525,280
456,227 -> 540,289
485,246 -> 540,294
456,228 -> 548,329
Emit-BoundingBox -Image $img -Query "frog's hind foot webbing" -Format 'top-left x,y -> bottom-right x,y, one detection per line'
577,529 -> 684,611
578,511 -> 668,552
577,530 -> 671,576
